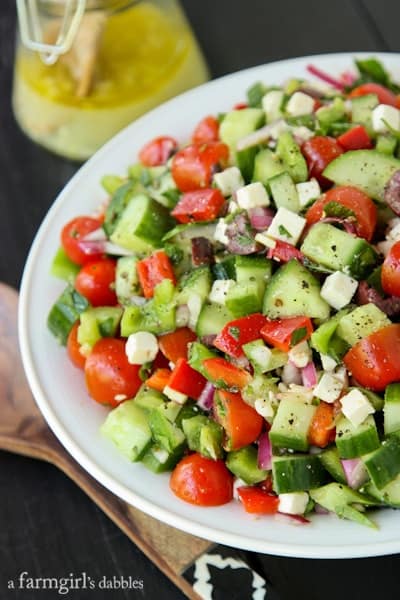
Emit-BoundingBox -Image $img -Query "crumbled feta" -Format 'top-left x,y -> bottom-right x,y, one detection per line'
213,166 -> 244,196
296,178 -> 321,208
163,386 -> 188,404
313,372 -> 343,403
278,492 -> 309,515
262,89 -> 284,122
236,182 -> 270,210
320,271 -> 358,310
387,220 -> 400,241
254,232 -> 276,249
125,331 -> 158,365
340,389 -> 375,428
334,365 -> 348,387
320,353 -> 337,372
214,219 -> 229,245
281,362 -> 302,385
288,341 -> 312,369
254,397 -> 275,419
286,91 -> 315,117
267,207 -> 306,246
209,279 -> 235,304
372,104 -> 400,134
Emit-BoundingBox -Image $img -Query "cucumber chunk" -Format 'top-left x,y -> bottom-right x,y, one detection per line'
384,383 -> 400,436
269,397 -> 317,452
318,447 -> 347,485
115,256 -> 140,306
50,247 -> 80,283
336,303 -> 391,346
269,171 -> 300,212
276,131 -> 308,183
336,415 -> 380,458
47,284 -> 90,345
363,436 -> 400,490
252,148 -> 285,185
226,446 -> 268,484
101,400 -> 152,462
272,454 -> 327,493
219,108 -> 265,149
365,474 -> 400,507
78,306 -> 123,351
323,150 -> 400,202
196,302 -> 235,338
310,483 -> 377,528
182,415 -> 224,459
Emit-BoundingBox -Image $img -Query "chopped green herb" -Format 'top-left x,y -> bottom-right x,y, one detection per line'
278,224 -> 292,238
228,326 -> 240,340
324,201 -> 356,220
290,326 -> 307,347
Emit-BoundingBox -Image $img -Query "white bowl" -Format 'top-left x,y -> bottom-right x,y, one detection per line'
19,52 -> 400,558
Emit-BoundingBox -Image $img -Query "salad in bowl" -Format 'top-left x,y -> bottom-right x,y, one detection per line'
45,56 -> 400,531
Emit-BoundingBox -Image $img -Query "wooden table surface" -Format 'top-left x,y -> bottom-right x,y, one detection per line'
1,1 -> 400,598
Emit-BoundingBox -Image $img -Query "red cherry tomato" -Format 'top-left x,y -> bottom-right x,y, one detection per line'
61,216 -> 103,266
382,241 -> 400,297
67,321 -> 86,369
170,453 -> 233,506
192,116 -> 219,145
301,136 -> 344,188
305,185 -> 377,241
75,258 -> 117,307
171,188 -> 226,223
138,136 -> 178,167
237,486 -> 279,514
214,390 -> 264,450
349,83 -> 398,107
171,142 -> 229,192
84,338 -> 142,406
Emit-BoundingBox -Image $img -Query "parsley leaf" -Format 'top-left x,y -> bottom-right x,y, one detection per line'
228,326 -> 240,341
323,201 -> 356,219
290,326 -> 307,347
278,224 -> 292,238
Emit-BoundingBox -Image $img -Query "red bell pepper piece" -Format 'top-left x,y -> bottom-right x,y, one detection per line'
171,188 -> 226,223
237,486 -> 279,514
166,358 -> 207,400
260,316 -> 313,352
137,250 -> 176,299
213,313 -> 268,358
233,102 -> 248,110
202,357 -> 252,389
214,390 -> 264,450
146,368 -> 172,392
158,327 -> 197,363
267,240 -> 305,264
337,125 -> 372,151
308,401 -> 336,448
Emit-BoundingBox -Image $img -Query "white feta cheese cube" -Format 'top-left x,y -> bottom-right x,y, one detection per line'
334,366 -> 348,387
372,104 -> 400,134
233,478 -> 248,501
320,271 -> 358,310
313,373 -> 343,403
209,279 -> 235,304
228,200 -> 239,213
296,178 -> 321,208
387,221 -> 400,242
213,166 -> 244,196
340,389 -> 375,427
286,91 -> 315,117
267,207 -> 306,246
254,397 -> 274,419
288,341 -> 312,369
125,331 -> 158,365
163,386 -> 188,404
254,232 -> 276,249
262,89 -> 284,122
214,219 -> 229,245
320,353 -> 337,372
278,492 -> 309,515
236,182 -> 270,210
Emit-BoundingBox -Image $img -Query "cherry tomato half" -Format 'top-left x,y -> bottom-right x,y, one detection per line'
301,136 -> 343,188
382,241 -> 400,297
61,216 -> 103,266
171,142 -> 229,192
67,321 -> 86,369
75,258 -> 117,307
192,115 -> 220,145
85,338 -> 142,406
170,453 -> 233,506
349,83 -> 398,107
138,135 -> 178,167
305,185 -> 377,241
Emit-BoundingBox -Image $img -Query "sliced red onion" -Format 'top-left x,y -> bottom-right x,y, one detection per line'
176,305 -> 190,328
200,334 -> 217,347
230,355 -> 251,370
306,64 -> 345,91
197,382 -> 215,411
340,70 -> 357,86
257,432 -> 272,470
236,120 -> 288,151
81,227 -> 107,242
76,239 -> 106,256
320,216 -> 357,235
356,281 -> 400,317
248,206 -> 275,230
275,513 -> 310,525
314,503 -> 329,515
341,458 -> 369,490
301,361 -> 318,388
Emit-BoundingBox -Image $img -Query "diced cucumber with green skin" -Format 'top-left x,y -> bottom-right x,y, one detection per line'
225,281 -> 263,317
155,401 -> 183,424
318,447 -> 347,485
141,444 -> 183,473
322,150 -> 400,202
77,306 -> 123,351
219,108 -> 265,149
310,307 -> 352,360
133,385 -> 165,413
300,223 -> 378,279
276,131 -> 308,183
47,285 -> 90,345
252,148 -> 285,185
269,171 -> 300,212
246,81 -> 267,108
100,400 -> 152,462
365,474 -> 400,507
236,146 -> 259,183
182,416 -> 224,459
174,402 -> 203,428
177,266 -> 212,304
148,171 -> 179,209
336,303 -> 391,346
148,408 -> 186,454
101,174 -> 125,195
242,374 -> 279,412
243,339 -> 287,374
384,383 -> 400,435
376,134 -> 398,156
350,94 -> 378,134
188,342 -> 218,377
110,194 -> 173,253
366,265 -> 384,295
50,247 -> 80,283
212,255 -> 236,280
103,181 -> 142,236
363,436 -> 400,490
226,446 -> 268,485
195,302 -> 235,338
263,259 -> 330,320
272,454 -> 327,493
336,415 -> 380,458
120,289 -> 176,337
235,256 -> 272,291
316,97 -> 346,128
269,398 -> 317,452
310,483 -> 377,528
115,256 -> 140,306
163,222 -> 217,244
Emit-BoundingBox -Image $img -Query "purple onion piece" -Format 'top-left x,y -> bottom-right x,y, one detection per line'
258,432 -> 272,470
356,281 -> 400,317
384,170 -> 400,216
197,382 -> 215,411
225,212 -> 258,255
76,239 -> 106,255
320,217 -> 357,235
341,458 -> 369,490
301,361 -> 317,388
248,206 -> 275,231
200,334 -> 217,347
